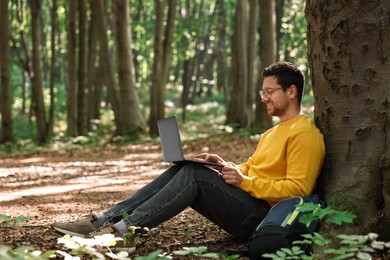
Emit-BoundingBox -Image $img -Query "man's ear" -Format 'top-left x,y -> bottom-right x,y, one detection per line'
288,85 -> 297,99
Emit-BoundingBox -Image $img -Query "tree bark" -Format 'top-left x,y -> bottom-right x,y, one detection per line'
306,0 -> 390,238
66,0 -> 78,137
226,0 -> 249,128
246,0 -> 258,127
0,0 -> 14,143
253,0 -> 275,131
113,0 -> 145,136
94,0 -> 121,132
77,0 -> 88,136
48,0 -> 57,136
29,0 -> 47,143
149,0 -> 177,136
215,0 -> 229,108
87,0 -> 99,124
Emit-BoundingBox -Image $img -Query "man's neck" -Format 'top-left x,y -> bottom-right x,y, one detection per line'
278,109 -> 302,122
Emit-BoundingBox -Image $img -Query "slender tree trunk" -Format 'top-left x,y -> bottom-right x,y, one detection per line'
12,0 -> 32,116
275,0 -> 285,61
226,0 -> 249,128
246,0 -> 258,126
149,0 -> 177,136
306,0 -> 390,238
48,0 -> 57,136
253,0 -> 275,130
77,0 -> 88,135
87,0 -> 99,124
149,0 -> 164,136
94,0 -> 121,132
113,0 -> 145,136
215,0 -> 229,108
29,0 -> 47,143
0,0 -> 14,143
66,0 -> 78,136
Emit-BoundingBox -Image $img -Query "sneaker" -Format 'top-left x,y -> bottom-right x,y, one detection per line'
52,214 -> 100,237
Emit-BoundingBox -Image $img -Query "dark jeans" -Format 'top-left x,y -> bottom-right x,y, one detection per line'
104,164 -> 270,241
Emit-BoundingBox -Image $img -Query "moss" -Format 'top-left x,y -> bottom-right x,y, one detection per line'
326,192 -> 359,215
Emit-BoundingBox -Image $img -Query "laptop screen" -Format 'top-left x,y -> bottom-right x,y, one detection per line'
157,116 -> 186,162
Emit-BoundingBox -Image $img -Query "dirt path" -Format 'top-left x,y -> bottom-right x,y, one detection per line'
0,136 -> 257,258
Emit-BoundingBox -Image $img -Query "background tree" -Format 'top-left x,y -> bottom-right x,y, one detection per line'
66,0 -> 77,137
113,0 -> 145,136
47,0 -> 57,136
30,0 -> 47,143
306,0 -> 390,239
149,0 -> 177,136
94,0 -> 121,134
253,0 -> 275,130
0,0 -> 14,143
226,0 -> 250,128
77,0 -> 88,136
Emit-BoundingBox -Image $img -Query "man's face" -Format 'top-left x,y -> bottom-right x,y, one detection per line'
260,76 -> 290,117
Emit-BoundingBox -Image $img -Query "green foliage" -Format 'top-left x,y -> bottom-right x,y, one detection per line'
0,246 -> 56,260
323,233 -> 390,260
0,214 -> 33,227
262,204 -> 389,260
13,115 -> 37,140
296,203 -> 356,226
134,249 -> 170,260
173,246 -> 218,258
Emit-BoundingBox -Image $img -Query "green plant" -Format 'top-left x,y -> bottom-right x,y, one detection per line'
173,246 -> 220,258
134,249 -> 170,260
262,204 -> 390,260
0,214 -> 33,227
0,246 -> 56,260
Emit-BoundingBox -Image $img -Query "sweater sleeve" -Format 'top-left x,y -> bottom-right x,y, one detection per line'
239,130 -> 325,204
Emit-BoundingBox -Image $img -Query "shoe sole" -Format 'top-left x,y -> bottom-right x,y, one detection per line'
52,226 -> 88,238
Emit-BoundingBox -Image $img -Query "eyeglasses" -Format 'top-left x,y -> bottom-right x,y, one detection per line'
259,88 -> 283,100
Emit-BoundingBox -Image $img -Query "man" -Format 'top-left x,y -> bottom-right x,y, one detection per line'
52,61 -> 325,248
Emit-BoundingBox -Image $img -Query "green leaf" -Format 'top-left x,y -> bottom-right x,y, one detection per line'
201,252 -> 220,258
328,252 -> 355,260
276,250 -> 287,257
356,252 -> 372,259
326,211 -> 356,225
262,253 -> 280,259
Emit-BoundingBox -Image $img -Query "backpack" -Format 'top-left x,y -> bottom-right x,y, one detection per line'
247,194 -> 326,259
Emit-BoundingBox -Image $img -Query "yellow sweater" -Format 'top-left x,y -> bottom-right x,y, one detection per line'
238,114 -> 325,206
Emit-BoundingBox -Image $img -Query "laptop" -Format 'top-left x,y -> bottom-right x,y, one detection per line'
157,116 -> 224,168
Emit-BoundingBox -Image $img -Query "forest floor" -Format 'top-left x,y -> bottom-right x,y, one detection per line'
0,134 -> 258,259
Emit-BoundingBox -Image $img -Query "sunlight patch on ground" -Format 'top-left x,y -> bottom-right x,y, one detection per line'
0,179 -> 130,202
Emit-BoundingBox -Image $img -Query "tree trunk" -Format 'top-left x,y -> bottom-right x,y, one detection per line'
94,0 -> 121,132
275,0 -> 285,61
226,0 -> 249,128
48,0 -> 57,136
306,0 -> 390,239
66,0 -> 78,137
77,0 -> 88,136
246,0 -> 258,127
149,0 -> 177,136
0,0 -> 14,143
215,0 -> 229,109
87,0 -> 99,124
29,0 -> 47,143
253,0 -> 275,131
113,0 -> 145,136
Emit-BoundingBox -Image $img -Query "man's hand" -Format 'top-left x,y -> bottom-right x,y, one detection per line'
193,153 -> 226,165
221,165 -> 244,188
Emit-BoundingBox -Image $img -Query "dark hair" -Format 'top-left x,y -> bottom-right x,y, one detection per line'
262,62 -> 304,103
